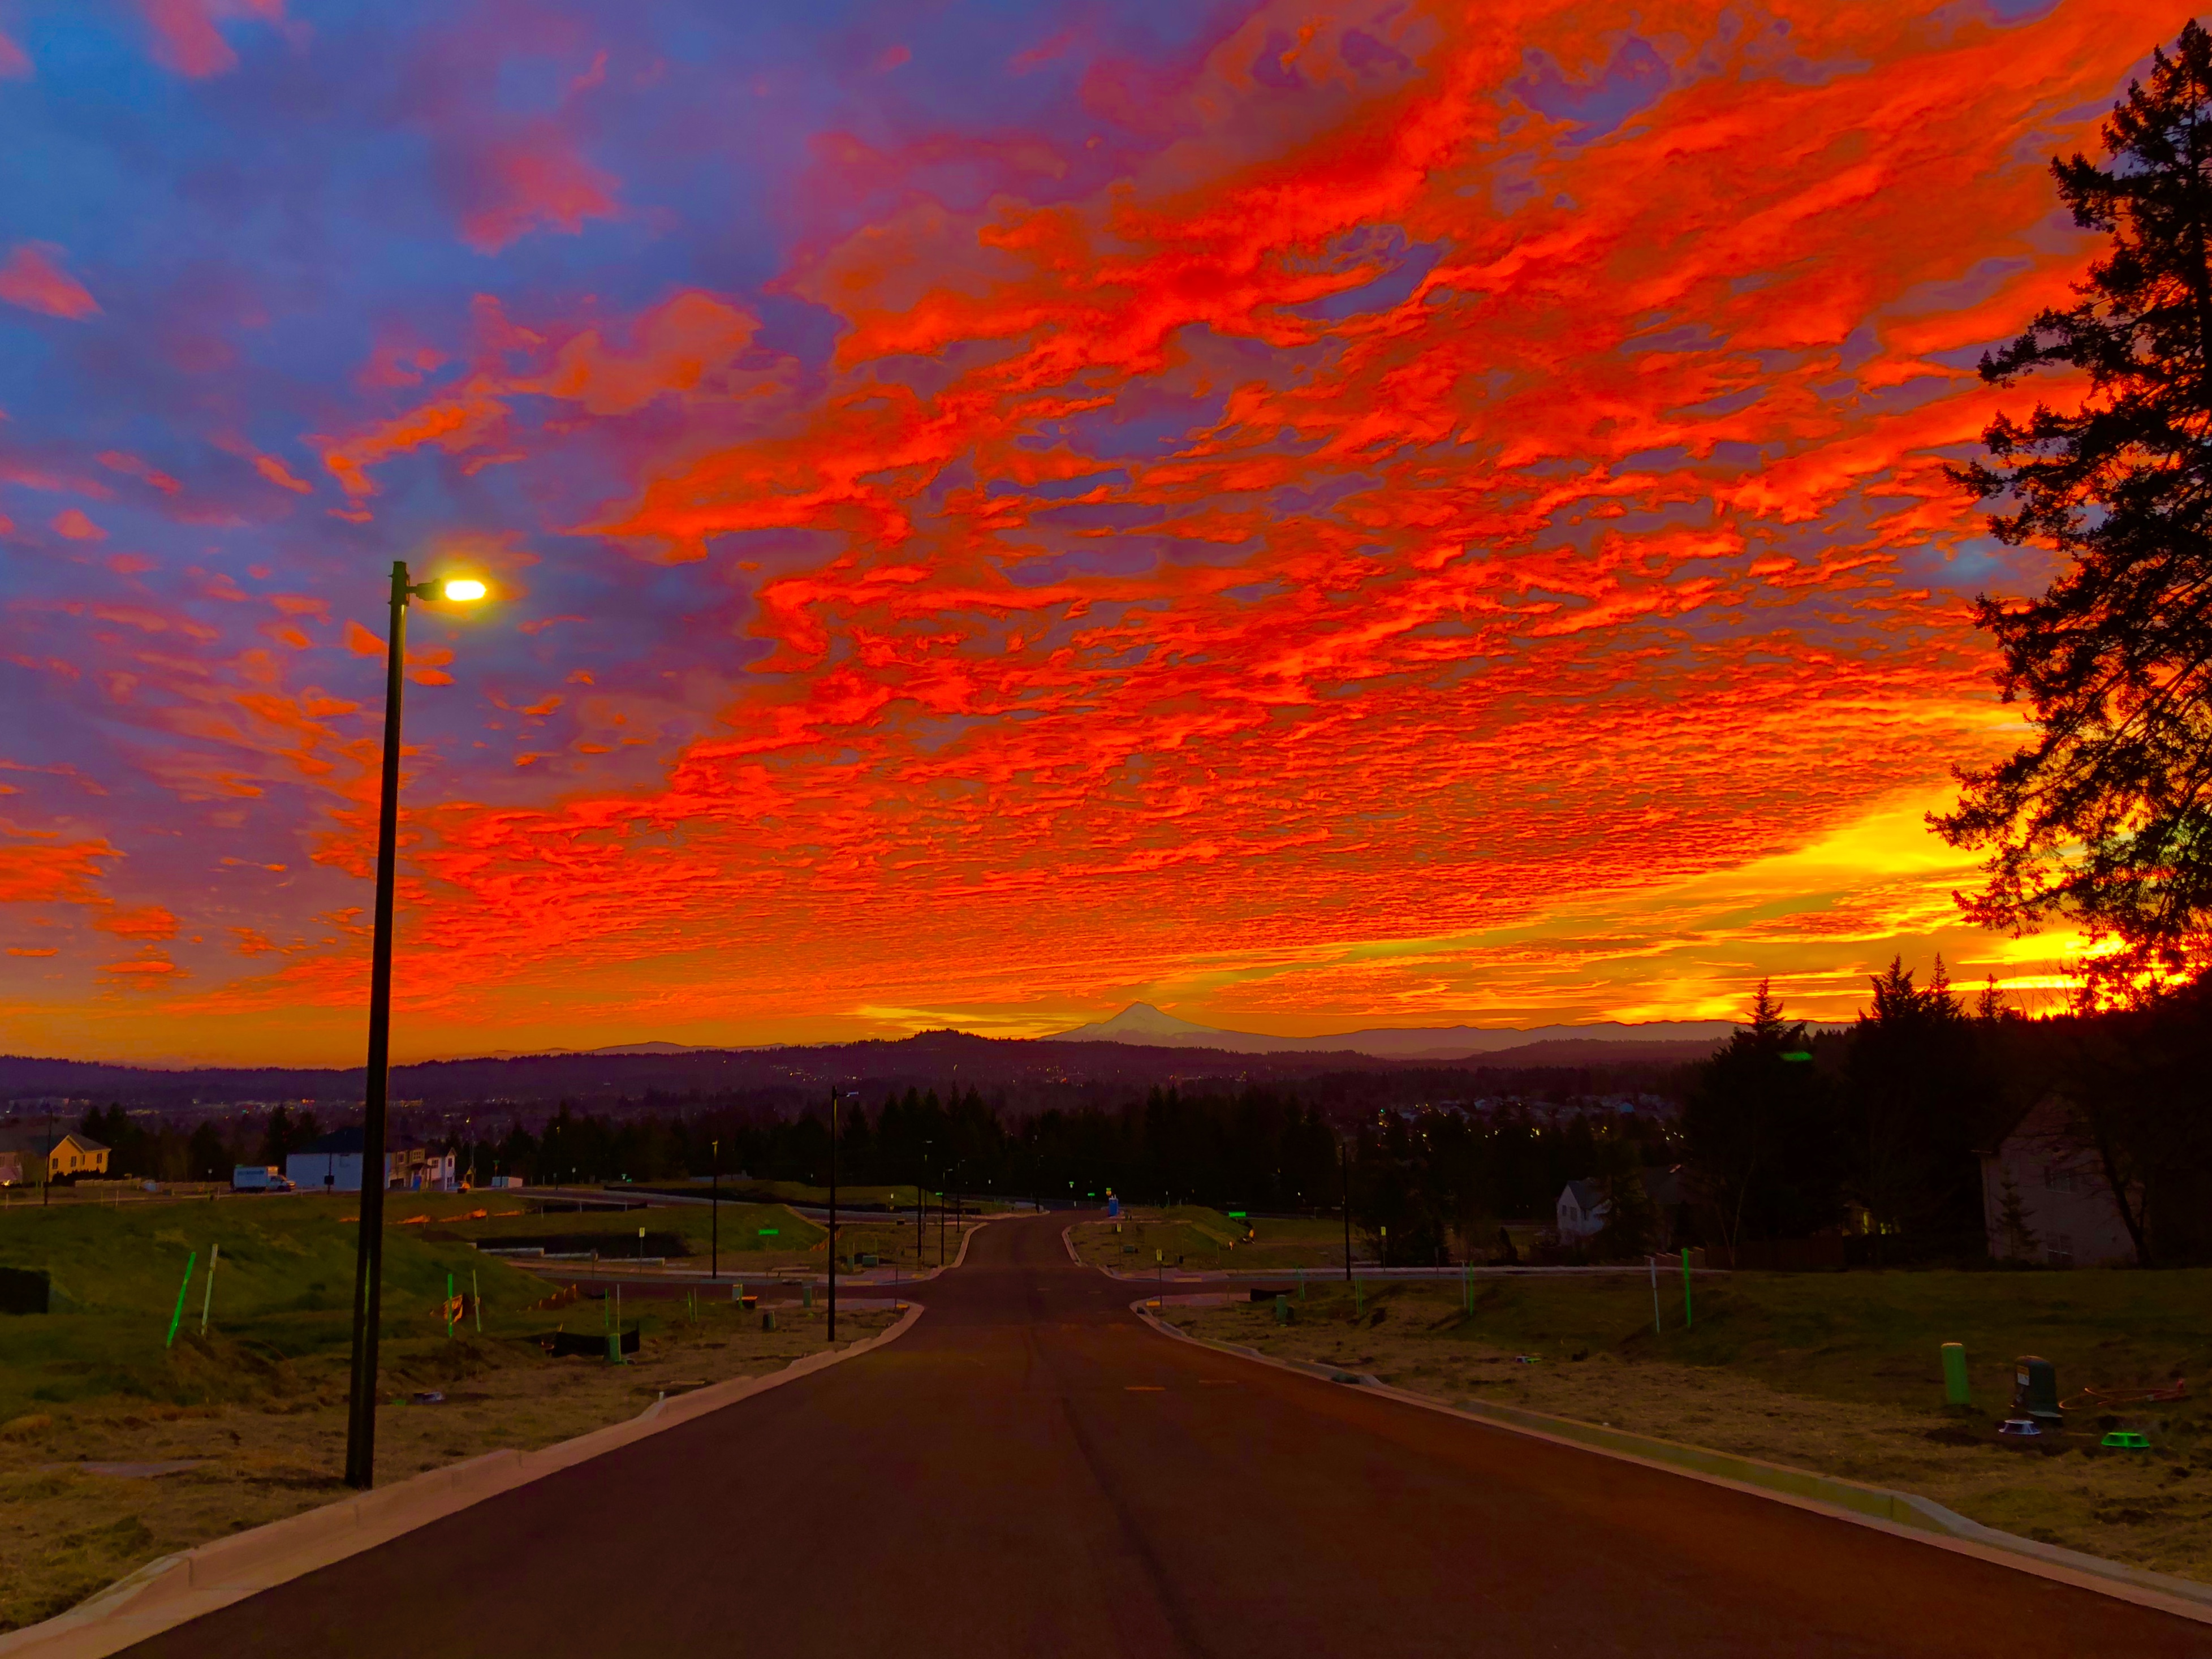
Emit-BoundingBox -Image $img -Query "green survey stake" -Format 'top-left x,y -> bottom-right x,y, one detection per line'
166,1252 -> 196,1348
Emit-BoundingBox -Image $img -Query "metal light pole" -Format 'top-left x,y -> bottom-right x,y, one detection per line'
343,560 -> 486,1492
827,1089 -> 839,1343
710,1137 -> 720,1281
1340,1140 -> 1352,1283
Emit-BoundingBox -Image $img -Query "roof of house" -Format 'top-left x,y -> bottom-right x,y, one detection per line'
0,1128 -> 105,1154
296,1126 -> 367,1155
1561,1179 -> 1607,1212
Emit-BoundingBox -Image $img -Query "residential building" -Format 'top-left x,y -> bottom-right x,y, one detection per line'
1980,1095 -> 2138,1268
0,1128 -> 110,1184
287,1126 -> 382,1194
1558,1167 -> 1687,1245
1556,1179 -> 1609,1241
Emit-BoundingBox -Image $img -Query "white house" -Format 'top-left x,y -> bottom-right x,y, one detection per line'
1980,1096 -> 2138,1267
1556,1179 -> 1610,1242
287,1127 -> 385,1194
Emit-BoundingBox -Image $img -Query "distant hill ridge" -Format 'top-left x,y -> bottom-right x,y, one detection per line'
1042,1003 -> 1734,1059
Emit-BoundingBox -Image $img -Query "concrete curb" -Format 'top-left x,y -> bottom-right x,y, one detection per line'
1131,1300 -> 2212,1628
0,1301 -> 926,1659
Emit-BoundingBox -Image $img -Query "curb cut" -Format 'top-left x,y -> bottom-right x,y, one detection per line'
0,1301 -> 926,1659
1130,1300 -> 2212,1628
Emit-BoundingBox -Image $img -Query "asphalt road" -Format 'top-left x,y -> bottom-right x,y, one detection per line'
131,1215 -> 2207,1657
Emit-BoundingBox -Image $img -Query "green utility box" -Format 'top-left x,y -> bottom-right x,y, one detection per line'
803,1283 -> 813,1309
1941,1342 -> 1970,1407
761,1309 -> 777,1332
1274,1294 -> 1291,1325
2103,1430 -> 2151,1450
2013,1355 -> 2062,1424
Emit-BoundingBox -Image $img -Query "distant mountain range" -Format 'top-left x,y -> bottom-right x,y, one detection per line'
0,1011 -> 1732,1113
1042,1003 -> 1734,1060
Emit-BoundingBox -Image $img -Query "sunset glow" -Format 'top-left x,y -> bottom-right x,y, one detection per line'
0,1 -> 2141,1063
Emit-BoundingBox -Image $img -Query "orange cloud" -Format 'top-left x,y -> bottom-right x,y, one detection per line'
95,905 -> 178,940
0,29 -> 30,79
0,244 -> 98,319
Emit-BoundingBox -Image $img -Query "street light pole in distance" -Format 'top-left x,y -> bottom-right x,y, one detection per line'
1340,1140 -> 1352,1284
710,1137 -> 719,1282
343,561 -> 487,1493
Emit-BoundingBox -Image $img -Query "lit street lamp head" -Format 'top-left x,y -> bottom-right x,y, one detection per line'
441,578 -> 488,602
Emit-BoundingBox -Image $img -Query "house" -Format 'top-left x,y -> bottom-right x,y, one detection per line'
1980,1096 -> 2138,1267
1557,1179 -> 1610,1241
0,1129 -> 110,1184
287,1126 -> 384,1194
1558,1167 -> 1689,1247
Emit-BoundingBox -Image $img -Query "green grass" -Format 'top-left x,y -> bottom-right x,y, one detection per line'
1289,1268 -> 2212,1418
622,1178 -> 1004,1212
425,1197 -> 825,1255
0,1198 -> 557,1424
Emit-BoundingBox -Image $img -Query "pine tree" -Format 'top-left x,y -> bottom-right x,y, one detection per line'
1939,22 -> 2212,991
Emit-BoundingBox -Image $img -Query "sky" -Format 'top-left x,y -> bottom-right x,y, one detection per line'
0,0 -> 2153,1065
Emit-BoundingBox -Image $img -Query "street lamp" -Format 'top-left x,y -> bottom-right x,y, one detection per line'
827,1088 -> 840,1343
344,559 -> 488,1492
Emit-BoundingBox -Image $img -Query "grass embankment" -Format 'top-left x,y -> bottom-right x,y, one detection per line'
0,1199 -> 894,1633
637,1178 -> 1009,1214
1072,1207 -> 1369,1273
352,1191 -> 973,1275
1170,1271 -> 2212,1583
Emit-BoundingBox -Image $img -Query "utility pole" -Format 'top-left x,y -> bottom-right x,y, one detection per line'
42,1108 -> 53,1207
1340,1140 -> 1352,1283
827,1089 -> 839,1343
710,1137 -> 719,1282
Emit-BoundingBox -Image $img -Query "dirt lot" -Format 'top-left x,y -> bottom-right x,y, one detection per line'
1167,1276 -> 2212,1585
0,1298 -> 894,1635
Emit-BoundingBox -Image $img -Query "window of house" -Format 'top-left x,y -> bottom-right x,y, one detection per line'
2043,1166 -> 2079,1194
2047,1233 -> 2075,1268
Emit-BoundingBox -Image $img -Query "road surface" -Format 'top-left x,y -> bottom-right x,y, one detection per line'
130,1215 -> 2207,1656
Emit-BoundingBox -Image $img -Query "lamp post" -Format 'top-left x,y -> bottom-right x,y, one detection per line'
710,1137 -> 720,1282
826,1089 -> 839,1343
343,560 -> 487,1492
1340,1140 -> 1353,1283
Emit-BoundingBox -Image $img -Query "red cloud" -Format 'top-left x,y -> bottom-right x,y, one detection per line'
50,509 -> 106,541
98,451 -> 183,495
136,0 -> 236,77
520,292 -> 758,416
455,122 -> 620,253
0,29 -> 30,79
0,243 -> 98,319
134,1 -> 287,79
251,453 -> 314,494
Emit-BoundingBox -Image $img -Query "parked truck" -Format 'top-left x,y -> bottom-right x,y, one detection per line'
231,1165 -> 295,1193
